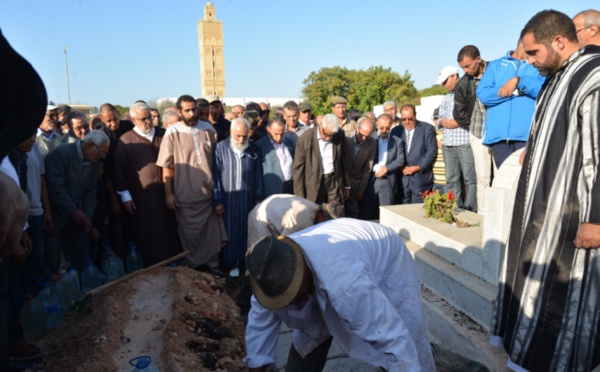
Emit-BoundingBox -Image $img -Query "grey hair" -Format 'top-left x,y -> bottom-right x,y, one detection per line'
129,102 -> 150,118
383,100 -> 396,108
162,109 -> 180,125
83,130 -> 110,146
356,116 -> 374,130
231,117 -> 250,130
574,9 -> 600,27
65,110 -> 89,128
321,114 -> 340,133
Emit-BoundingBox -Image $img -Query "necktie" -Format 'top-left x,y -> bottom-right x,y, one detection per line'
406,130 -> 412,153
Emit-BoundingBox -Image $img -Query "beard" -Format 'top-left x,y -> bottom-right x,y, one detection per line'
536,47 -> 562,76
231,140 -> 249,152
183,116 -> 197,127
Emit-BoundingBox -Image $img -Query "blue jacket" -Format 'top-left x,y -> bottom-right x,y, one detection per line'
477,51 -> 545,144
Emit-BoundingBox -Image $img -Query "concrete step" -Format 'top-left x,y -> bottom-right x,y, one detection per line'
405,239 -> 496,329
381,204 -> 498,285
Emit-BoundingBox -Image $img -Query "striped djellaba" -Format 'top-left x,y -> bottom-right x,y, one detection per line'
491,45 -> 600,371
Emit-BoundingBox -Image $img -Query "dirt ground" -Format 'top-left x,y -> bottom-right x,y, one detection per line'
34,266 -> 248,371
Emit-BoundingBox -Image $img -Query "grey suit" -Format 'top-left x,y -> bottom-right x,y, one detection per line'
360,135 -> 405,220
255,135 -> 295,198
345,132 -> 376,218
44,142 -> 98,273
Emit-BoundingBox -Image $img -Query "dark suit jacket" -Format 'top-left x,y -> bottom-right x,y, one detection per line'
345,132 -> 376,197
372,135 -> 405,193
45,142 -> 98,220
255,135 -> 295,198
293,126 -> 349,203
392,121 -> 437,189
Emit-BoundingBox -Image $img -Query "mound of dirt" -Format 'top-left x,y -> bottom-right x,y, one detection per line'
35,267 -> 247,371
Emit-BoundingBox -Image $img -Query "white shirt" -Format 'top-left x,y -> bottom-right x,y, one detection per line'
405,128 -> 415,153
317,130 -> 334,175
271,139 -> 293,182
244,219 -> 435,371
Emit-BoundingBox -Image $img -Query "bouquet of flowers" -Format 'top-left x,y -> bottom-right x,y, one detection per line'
422,190 -> 457,224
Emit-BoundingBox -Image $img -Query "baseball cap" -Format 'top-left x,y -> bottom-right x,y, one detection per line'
205,94 -> 221,104
435,66 -> 459,85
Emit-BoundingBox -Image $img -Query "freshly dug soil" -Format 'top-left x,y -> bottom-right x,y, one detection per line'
34,266 -> 247,371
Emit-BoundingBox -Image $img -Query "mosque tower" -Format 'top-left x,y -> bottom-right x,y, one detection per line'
198,1 -> 225,97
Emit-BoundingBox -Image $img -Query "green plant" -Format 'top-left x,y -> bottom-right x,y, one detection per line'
422,190 -> 457,224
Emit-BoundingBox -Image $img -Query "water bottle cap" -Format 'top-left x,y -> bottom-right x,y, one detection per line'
128,241 -> 136,248
24,294 -> 35,301
102,240 -> 111,250
129,356 -> 151,368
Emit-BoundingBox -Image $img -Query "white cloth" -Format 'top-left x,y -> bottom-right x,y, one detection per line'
244,219 -> 435,371
133,126 -> 155,142
317,130 -> 334,175
246,194 -> 320,249
271,139 -> 293,182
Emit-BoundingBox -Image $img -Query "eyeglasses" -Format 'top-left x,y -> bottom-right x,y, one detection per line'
401,117 -> 415,122
135,115 -> 152,122
576,26 -> 592,34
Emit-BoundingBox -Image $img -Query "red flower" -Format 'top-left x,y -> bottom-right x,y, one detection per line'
422,190 -> 429,200
447,191 -> 454,201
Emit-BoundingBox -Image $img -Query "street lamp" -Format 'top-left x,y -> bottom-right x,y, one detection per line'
63,45 -> 71,104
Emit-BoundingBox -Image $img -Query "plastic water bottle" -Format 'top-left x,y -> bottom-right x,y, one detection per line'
68,267 -> 82,297
37,278 -> 62,329
20,295 -> 49,341
81,260 -> 104,293
126,242 -> 144,274
101,240 -> 113,274
103,251 -> 125,283
129,356 -> 160,371
58,270 -> 80,313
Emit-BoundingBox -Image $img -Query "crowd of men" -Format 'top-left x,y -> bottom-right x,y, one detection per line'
1,7 -> 599,372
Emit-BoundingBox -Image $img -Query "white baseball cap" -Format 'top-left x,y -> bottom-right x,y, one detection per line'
435,66 -> 459,85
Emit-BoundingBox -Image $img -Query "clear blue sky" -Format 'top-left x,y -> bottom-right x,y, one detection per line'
0,0 -> 590,108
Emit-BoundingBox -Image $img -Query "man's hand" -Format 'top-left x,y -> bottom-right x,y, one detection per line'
498,77 -> 519,98
72,210 -> 91,231
375,165 -> 388,178
21,232 -> 32,256
123,200 -> 136,214
356,192 -> 363,202
440,119 -> 459,129
111,199 -> 122,216
214,204 -> 224,217
43,210 -> 53,230
403,165 -> 420,176
519,149 -> 526,165
11,243 -> 27,265
343,188 -> 350,201
166,194 -> 179,210
573,223 -> 600,249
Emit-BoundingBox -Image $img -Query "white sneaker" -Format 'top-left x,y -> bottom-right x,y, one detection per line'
229,267 -> 240,277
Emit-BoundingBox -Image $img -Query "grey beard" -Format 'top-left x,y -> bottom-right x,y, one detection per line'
231,140 -> 249,152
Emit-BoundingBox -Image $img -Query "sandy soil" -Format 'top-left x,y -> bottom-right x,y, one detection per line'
34,266 -> 247,371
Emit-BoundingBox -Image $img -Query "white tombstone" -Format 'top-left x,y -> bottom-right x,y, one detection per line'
482,149 -> 524,286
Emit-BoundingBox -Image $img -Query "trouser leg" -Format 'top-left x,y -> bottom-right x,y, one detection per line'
442,146 -> 462,207
285,337 -> 333,372
456,144 -> 477,212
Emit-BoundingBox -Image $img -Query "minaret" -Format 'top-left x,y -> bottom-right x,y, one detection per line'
198,1 -> 225,98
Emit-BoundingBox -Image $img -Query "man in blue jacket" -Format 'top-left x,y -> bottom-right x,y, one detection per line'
255,117 -> 295,198
476,41 -> 544,167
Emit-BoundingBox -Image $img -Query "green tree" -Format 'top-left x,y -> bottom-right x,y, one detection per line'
114,105 -> 129,116
301,66 -> 419,115
157,99 -> 176,116
419,85 -> 448,98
